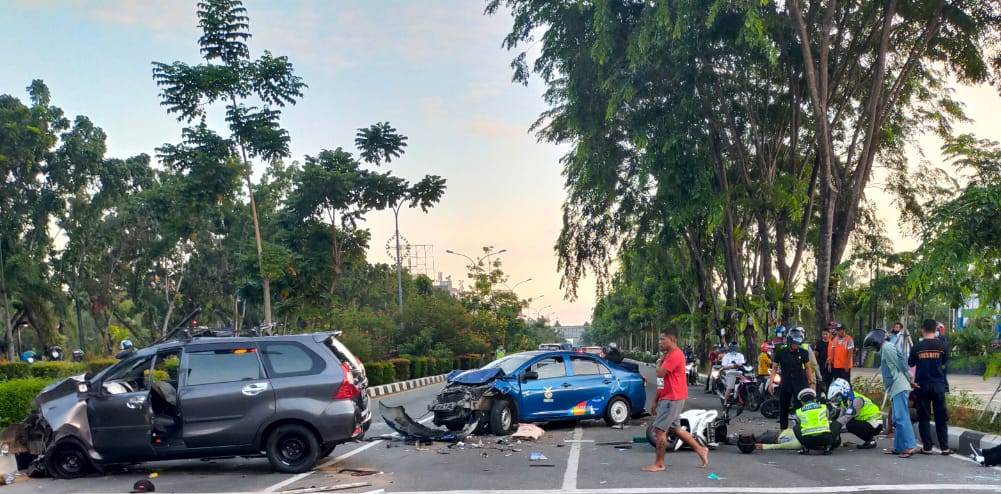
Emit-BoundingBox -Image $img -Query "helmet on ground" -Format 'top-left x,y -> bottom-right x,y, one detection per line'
728,341 -> 739,352
863,329 -> 887,350
797,388 -> 817,402
828,378 -> 852,402
787,327 -> 805,346
737,434 -> 756,454
760,342 -> 771,353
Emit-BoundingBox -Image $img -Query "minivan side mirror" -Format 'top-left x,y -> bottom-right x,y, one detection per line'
520,371 -> 539,382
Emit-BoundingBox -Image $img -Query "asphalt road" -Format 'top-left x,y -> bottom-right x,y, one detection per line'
6,363 -> 1001,493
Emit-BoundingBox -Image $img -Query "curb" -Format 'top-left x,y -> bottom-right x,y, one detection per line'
367,374 -> 446,398
912,421 -> 1001,457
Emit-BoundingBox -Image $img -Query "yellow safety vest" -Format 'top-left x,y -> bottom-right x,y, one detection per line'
854,392 -> 881,424
795,403 -> 830,437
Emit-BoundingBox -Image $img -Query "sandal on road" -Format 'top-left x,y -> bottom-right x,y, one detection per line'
940,448 -> 953,455
899,449 -> 916,459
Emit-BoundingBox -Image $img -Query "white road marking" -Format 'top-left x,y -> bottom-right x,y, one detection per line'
385,486 -> 1001,494
259,415 -> 433,493
561,425 -> 583,491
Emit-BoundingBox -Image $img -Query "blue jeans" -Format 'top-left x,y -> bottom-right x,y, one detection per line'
892,391 -> 916,453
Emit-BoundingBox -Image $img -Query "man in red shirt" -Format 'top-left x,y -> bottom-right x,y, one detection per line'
643,329 -> 710,472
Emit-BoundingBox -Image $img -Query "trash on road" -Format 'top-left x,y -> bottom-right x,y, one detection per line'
529,464 -> 556,467
597,441 -> 632,446
339,468 -> 381,477
512,423 -> 545,441
280,483 -> 373,493
707,473 -> 720,480
380,402 -> 476,442
528,452 -> 548,461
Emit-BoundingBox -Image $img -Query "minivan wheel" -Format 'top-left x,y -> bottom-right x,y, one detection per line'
266,424 -> 320,474
44,440 -> 92,479
489,399 -> 516,435
604,397 -> 631,427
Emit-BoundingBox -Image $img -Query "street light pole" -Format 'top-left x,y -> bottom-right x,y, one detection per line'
393,203 -> 404,316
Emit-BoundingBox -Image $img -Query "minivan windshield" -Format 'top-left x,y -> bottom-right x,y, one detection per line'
483,354 -> 532,375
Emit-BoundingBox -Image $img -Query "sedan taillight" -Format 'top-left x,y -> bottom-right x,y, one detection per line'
334,362 -> 361,400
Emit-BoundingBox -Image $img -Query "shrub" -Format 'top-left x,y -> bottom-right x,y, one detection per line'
366,361 -> 396,386
411,357 -> 430,378
389,358 -> 411,381
85,358 -> 119,376
0,378 -> 50,428
27,362 -> 87,380
458,354 -> 484,370
0,362 -> 31,381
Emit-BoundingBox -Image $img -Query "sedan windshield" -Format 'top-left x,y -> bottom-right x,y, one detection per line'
483,354 -> 532,375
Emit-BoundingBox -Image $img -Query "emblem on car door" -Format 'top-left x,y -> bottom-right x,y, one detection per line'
543,386 -> 554,403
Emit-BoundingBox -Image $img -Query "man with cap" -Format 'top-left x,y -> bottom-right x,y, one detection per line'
792,387 -> 839,455
768,327 -> 814,431
827,377 -> 882,449
827,322 -> 854,385
864,328 -> 918,458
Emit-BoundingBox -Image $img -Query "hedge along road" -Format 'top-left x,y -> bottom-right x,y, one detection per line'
7,364 -> 1001,493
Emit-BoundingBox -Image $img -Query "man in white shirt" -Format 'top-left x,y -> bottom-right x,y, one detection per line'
721,341 -> 746,403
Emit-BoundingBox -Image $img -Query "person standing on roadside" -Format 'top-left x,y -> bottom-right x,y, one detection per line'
815,328 -> 832,391
909,319 -> 952,455
769,327 -> 813,431
643,329 -> 709,472
827,322 -> 855,384
864,329 -> 917,458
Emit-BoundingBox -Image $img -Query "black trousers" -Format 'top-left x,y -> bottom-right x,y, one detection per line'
983,444 -> 1001,467
778,388 -> 797,430
830,368 -> 851,384
844,420 -> 881,443
793,421 -> 841,451
915,382 -> 949,451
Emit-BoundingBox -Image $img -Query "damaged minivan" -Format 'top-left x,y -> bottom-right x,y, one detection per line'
0,332 -> 370,478
429,351 -> 646,435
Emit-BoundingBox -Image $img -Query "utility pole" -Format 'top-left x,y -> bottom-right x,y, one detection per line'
393,203 -> 404,316
0,237 -> 13,361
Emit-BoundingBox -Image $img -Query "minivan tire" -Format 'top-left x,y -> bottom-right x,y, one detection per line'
489,399 -> 516,435
44,439 -> 92,479
266,424 -> 320,474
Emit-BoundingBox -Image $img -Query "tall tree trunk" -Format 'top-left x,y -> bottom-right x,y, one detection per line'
0,239 -> 14,361
329,210 -> 342,295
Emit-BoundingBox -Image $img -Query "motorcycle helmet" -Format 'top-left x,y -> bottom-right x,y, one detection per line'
19,351 -> 36,364
863,329 -> 887,350
787,327 -> 805,346
71,349 -> 85,362
797,387 -> 817,402
759,342 -> 771,353
775,325 -> 787,338
47,346 -> 63,361
737,434 -> 756,454
728,341 -> 739,353
828,378 -> 852,402
120,339 -> 134,351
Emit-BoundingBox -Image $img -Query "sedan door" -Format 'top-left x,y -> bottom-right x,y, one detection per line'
178,344 -> 275,449
517,355 -> 575,420
563,356 -> 613,418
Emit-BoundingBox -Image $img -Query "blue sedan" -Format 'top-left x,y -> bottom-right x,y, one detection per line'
429,351 -> 647,435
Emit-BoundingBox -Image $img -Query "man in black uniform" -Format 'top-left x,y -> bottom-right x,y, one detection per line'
768,327 -> 813,430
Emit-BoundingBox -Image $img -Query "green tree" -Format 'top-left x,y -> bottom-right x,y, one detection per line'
152,0 -> 306,326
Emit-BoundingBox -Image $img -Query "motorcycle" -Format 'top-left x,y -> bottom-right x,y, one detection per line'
719,364 -> 763,421
759,373 -> 782,419
705,364 -> 724,395
646,409 -> 727,451
686,358 -> 700,386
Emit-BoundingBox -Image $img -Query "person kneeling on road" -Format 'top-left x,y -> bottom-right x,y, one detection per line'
793,388 -> 840,455
827,378 -> 882,449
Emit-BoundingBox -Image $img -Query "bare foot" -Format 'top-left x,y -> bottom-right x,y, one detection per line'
641,464 -> 666,472
696,447 -> 709,468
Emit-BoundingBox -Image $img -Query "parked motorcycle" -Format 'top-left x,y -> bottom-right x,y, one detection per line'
686,358 -> 700,386
759,373 -> 782,419
719,364 -> 762,421
646,409 -> 727,451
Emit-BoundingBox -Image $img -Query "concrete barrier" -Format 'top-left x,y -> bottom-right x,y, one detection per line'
367,374 -> 446,398
912,421 -> 1001,458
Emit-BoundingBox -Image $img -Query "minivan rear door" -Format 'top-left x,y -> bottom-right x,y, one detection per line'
178,343 -> 275,449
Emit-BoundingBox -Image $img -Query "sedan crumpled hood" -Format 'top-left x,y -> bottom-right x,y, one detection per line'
446,367 -> 504,385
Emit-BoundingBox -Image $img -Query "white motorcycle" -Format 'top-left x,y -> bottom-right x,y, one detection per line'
646,409 -> 727,451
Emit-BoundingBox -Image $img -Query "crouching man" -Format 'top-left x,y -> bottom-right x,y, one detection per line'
793,388 -> 840,455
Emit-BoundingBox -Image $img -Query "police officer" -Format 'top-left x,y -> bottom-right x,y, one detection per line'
827,378 -> 882,449
793,388 -> 840,455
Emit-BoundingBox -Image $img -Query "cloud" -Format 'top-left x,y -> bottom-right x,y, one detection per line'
17,0 -> 198,40
468,117 -> 526,139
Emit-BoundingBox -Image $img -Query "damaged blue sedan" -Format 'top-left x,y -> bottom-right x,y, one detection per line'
429,350 -> 647,435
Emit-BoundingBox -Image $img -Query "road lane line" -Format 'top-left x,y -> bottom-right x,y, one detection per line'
260,415 -> 433,493
561,425 -> 583,491
384,486 -> 1001,494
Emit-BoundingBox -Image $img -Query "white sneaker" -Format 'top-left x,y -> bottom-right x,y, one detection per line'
970,446 -> 986,466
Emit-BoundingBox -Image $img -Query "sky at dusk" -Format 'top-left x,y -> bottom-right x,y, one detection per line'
3,0 -> 1001,324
